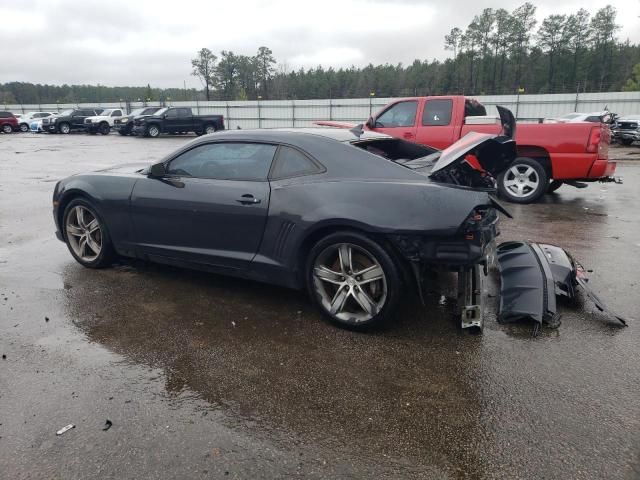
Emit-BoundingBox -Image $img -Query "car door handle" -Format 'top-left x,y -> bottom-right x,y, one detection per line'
236,194 -> 261,205
403,132 -> 414,139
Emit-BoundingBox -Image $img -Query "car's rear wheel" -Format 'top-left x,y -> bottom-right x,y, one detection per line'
63,199 -> 115,268
306,232 -> 401,329
99,122 -> 110,135
497,158 -> 548,204
147,125 -> 160,138
58,122 -> 71,134
2,124 -> 12,134
19,123 -> 29,132
547,180 -> 563,193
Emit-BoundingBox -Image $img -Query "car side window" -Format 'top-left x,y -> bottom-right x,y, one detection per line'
166,109 -> 178,119
422,99 -> 453,126
270,146 -> 322,179
375,101 -> 418,128
178,108 -> 190,118
167,142 -> 277,181
585,116 -> 600,122
112,110 -> 122,117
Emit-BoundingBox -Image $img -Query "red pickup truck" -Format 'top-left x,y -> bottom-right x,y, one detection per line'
326,96 -> 617,203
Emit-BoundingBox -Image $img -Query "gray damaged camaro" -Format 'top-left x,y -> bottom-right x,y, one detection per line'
53,115 -> 518,329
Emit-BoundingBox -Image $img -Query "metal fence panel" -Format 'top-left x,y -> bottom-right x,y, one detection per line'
4,92 -> 639,129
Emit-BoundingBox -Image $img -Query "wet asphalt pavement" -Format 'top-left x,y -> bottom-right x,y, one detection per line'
1,133 -> 639,479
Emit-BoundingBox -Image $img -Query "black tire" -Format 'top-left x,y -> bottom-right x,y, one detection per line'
19,123 -> 29,132
99,122 -> 110,135
58,122 -> 71,134
1,124 -> 12,134
621,138 -> 634,146
305,231 -> 401,329
147,124 -> 160,138
497,157 -> 549,204
62,198 -> 115,268
118,129 -> 129,136
547,180 -> 563,193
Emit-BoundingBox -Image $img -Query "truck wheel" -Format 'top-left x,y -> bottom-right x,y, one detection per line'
147,125 -> 160,138
58,122 -> 71,134
2,124 -> 13,134
99,122 -> 110,135
19,123 -> 29,132
118,129 -> 129,136
547,180 -> 563,193
497,158 -> 548,204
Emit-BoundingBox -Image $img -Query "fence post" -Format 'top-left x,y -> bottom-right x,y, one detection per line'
515,91 -> 520,119
226,101 -> 230,130
329,98 -> 333,121
258,100 -> 262,129
574,84 -> 580,112
196,98 -> 200,115
292,101 -> 295,128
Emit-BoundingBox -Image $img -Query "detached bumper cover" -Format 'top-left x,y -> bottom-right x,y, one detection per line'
496,241 -> 629,331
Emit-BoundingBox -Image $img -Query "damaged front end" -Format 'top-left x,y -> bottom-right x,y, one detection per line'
496,241 -> 629,334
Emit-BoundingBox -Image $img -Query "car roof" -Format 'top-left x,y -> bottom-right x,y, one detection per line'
161,128 -> 419,182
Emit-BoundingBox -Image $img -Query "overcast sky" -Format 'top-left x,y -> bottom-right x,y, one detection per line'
2,0 -> 639,89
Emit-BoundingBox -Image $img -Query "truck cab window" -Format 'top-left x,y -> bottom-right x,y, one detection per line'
376,101 -> 418,128
422,99 -> 453,126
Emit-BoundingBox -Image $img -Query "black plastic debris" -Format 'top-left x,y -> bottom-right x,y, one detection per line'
102,419 -> 113,431
497,241 -> 629,334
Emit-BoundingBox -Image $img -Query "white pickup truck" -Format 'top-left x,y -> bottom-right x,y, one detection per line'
84,108 -> 125,135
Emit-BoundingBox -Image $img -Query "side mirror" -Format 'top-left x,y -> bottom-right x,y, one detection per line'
163,114 -> 168,119
149,163 -> 166,177
366,116 -> 375,129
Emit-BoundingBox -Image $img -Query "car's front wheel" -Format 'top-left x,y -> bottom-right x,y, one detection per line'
497,158 -> 548,204
2,124 -> 12,134
19,123 -> 29,132
306,232 -> 401,329
99,122 -> 110,135
147,125 -> 160,138
63,199 -> 115,268
58,122 -> 71,134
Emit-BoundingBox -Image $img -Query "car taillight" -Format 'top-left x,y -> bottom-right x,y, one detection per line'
587,126 -> 601,153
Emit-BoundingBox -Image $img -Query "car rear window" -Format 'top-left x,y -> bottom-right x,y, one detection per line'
0,111 -> 13,118
270,146 -> 322,179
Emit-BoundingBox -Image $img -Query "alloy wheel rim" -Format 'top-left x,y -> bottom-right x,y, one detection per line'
20,124 -> 29,132
2,125 -> 11,133
205,126 -> 215,134
504,165 -> 539,198
149,126 -> 159,136
66,206 -> 102,261
60,124 -> 70,133
312,243 -> 387,323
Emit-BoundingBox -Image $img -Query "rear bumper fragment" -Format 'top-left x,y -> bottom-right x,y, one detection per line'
496,241 -> 629,333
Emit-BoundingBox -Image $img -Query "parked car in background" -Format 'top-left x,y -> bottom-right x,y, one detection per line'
42,108 -> 104,134
84,108 -> 125,135
132,107 -> 224,137
114,107 -> 162,136
547,111 -> 612,123
612,115 -> 640,146
320,96 -> 618,203
0,111 -> 19,133
17,111 -> 56,132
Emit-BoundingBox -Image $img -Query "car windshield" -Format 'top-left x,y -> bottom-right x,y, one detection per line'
129,108 -> 145,116
100,109 -> 114,116
59,109 -> 73,116
154,108 -> 168,116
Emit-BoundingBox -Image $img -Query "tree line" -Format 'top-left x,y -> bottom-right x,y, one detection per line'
1,3 -> 639,105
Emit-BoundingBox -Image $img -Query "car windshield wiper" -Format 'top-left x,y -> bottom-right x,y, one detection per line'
397,152 -> 441,169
